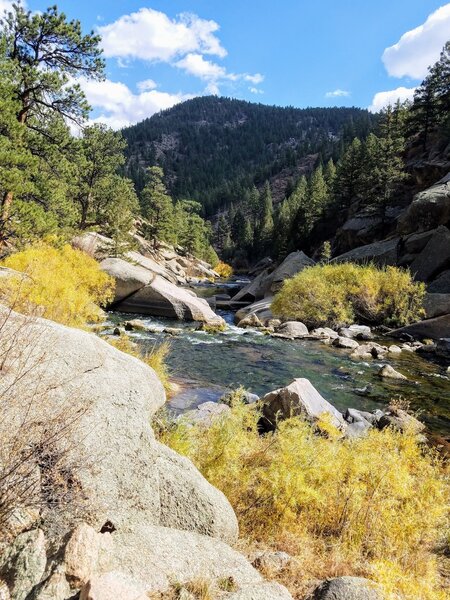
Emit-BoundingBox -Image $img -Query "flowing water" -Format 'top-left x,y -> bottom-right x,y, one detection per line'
104,288 -> 450,438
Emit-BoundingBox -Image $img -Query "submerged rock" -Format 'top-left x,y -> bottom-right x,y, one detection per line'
378,364 -> 407,380
259,378 -> 346,431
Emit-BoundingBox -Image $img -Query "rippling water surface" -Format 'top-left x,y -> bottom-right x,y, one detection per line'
105,305 -> 450,437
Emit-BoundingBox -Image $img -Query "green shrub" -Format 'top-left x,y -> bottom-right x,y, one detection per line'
272,263 -> 425,328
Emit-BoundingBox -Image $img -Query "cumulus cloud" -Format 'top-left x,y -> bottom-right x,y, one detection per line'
98,8 -> 226,63
325,89 -> 350,98
175,53 -> 227,80
249,87 -> 264,94
78,77 -> 192,130
382,4 -> 450,79
175,52 -> 263,95
368,86 -> 416,113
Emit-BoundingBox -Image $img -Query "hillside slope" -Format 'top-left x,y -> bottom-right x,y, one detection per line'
123,96 -> 374,215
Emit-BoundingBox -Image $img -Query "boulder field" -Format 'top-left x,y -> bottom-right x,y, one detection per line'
0,306 -> 291,599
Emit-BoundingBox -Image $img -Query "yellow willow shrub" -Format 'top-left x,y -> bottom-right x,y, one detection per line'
0,243 -> 114,327
159,404 -> 449,600
215,261 -> 233,279
272,262 -> 425,328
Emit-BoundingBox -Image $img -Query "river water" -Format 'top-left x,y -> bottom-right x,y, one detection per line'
104,285 -> 450,438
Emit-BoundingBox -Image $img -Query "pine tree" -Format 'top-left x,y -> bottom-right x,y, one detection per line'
306,164 -> 328,229
140,167 -> 174,247
333,138 -> 363,210
258,181 -> 274,255
0,4 -> 104,238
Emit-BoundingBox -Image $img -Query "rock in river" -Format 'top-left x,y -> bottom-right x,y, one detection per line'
259,378 -> 346,431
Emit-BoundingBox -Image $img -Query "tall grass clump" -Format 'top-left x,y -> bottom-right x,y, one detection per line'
272,263 -> 425,329
0,242 -> 114,327
159,403 -> 449,599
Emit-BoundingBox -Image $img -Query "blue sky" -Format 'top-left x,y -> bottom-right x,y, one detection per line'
2,0 -> 449,128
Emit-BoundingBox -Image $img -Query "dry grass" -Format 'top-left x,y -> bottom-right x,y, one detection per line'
159,401 -> 449,600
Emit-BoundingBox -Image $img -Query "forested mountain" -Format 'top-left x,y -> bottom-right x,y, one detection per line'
123,97 -> 375,214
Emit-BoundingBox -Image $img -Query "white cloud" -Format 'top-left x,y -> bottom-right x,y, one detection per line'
325,89 -> 350,98
368,86 -> 416,113
382,4 -> 450,79
249,87 -> 264,94
176,53 -> 227,80
245,73 -> 264,84
98,8 -> 226,63
78,77 -> 192,129
137,78 -> 158,92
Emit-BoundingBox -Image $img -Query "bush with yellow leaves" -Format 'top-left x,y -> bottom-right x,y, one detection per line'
272,262 -> 425,329
214,261 -> 233,279
0,242 -> 114,327
159,401 -> 449,600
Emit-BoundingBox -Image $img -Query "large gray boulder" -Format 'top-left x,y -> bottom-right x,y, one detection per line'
274,321 -> 309,338
155,443 -> 238,544
398,172 -> 450,234
114,273 -> 225,325
232,251 -> 314,303
333,237 -> 400,266
308,576 -> 381,600
100,257 -> 152,303
260,378 -> 346,431
424,293 -> 450,319
0,306 -> 234,544
234,297 -> 273,325
428,269 -> 450,293
390,314 -> 450,340
409,226 -> 450,282
68,523 -> 262,596
268,251 -> 315,293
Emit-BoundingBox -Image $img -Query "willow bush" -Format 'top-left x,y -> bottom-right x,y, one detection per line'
158,402 -> 449,600
0,242 -> 114,327
272,263 -> 425,328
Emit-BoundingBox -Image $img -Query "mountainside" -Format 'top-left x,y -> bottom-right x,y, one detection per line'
123,96 -> 375,215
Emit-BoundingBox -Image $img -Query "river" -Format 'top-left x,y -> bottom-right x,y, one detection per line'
104,281 -> 450,438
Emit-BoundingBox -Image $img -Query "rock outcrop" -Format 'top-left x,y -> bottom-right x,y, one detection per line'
101,257 -> 224,325
398,172 -> 450,234
390,314 -> 450,340
232,251 -> 314,304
